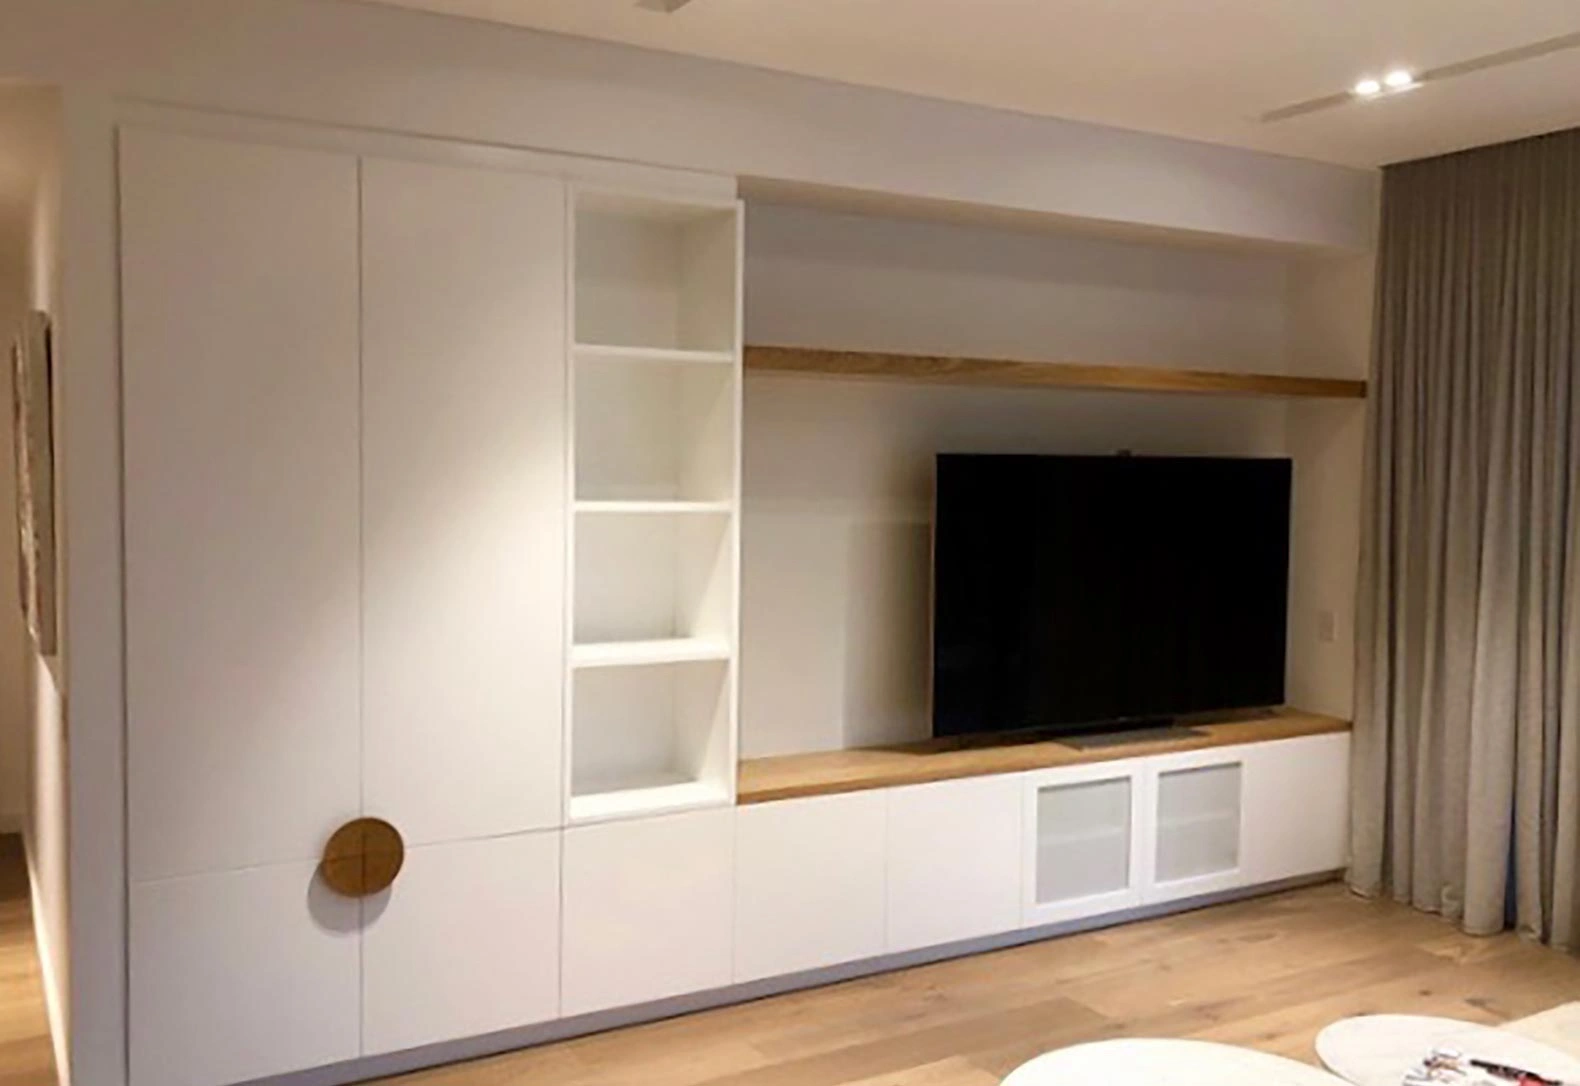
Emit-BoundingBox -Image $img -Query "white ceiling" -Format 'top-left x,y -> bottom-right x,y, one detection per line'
361,0 -> 1580,168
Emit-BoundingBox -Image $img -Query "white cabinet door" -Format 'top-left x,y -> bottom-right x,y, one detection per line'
129,866 -> 361,1086
362,832 -> 561,1056
735,793 -> 886,983
562,809 -> 735,1016
886,776 -> 1022,952
122,126 -> 362,884
121,127 -> 363,1086
1144,746 -> 1249,905
361,156 -> 567,846
359,156 -> 569,1052
1242,732 -> 1351,884
1022,760 -> 1150,926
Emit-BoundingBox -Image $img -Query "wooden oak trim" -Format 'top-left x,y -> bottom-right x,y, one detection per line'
736,709 -> 1351,805
745,346 -> 1367,400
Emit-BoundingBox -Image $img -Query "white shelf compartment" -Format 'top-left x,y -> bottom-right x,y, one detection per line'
574,511 -> 733,645
573,189 -> 740,354
567,185 -> 740,827
574,354 -> 736,503
569,658 -> 732,823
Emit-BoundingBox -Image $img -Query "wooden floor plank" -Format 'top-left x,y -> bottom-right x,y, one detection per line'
0,837 -> 54,1086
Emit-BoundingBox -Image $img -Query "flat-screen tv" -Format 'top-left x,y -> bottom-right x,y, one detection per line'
932,454 -> 1291,739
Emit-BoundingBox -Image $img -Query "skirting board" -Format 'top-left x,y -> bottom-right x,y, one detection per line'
245,871 -> 1342,1086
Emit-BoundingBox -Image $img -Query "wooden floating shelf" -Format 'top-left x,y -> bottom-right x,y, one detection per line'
736,708 -> 1351,805
744,345 -> 1367,400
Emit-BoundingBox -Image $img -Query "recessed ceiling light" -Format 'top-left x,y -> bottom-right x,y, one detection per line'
1383,69 -> 1416,89
1353,78 -> 1383,96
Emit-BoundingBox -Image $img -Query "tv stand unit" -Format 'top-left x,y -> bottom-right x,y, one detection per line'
729,707 -> 1350,983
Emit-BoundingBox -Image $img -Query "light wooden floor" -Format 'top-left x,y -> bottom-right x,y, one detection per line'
0,837 -> 55,1086
384,881 -> 1580,1086
2,846 -> 1578,1086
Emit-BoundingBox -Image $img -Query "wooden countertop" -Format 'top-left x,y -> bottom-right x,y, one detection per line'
736,708 -> 1351,805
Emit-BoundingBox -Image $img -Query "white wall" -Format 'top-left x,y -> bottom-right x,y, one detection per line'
1284,255 -> 1375,718
739,203 -> 1365,757
11,86 -> 69,1086
0,0 -> 1376,252
0,252 -> 27,834
0,88 -> 57,835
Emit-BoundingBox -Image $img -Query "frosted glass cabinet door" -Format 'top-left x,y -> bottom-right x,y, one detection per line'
1143,746 -> 1250,905
1022,762 -> 1150,926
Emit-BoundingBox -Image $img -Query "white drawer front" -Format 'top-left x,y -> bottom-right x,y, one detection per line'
735,792 -> 887,982
562,808 -> 735,1015
887,775 -> 1023,952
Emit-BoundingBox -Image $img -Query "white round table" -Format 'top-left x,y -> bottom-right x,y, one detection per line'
1316,1015 -> 1580,1086
1004,1038 -> 1349,1086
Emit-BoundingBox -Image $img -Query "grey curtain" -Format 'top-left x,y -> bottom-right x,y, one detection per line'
1351,127 -> 1580,948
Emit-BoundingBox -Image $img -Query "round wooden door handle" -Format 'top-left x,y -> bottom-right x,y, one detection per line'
319,818 -> 405,898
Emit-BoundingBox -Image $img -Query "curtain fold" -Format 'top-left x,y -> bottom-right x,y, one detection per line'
1351,127 -> 1580,948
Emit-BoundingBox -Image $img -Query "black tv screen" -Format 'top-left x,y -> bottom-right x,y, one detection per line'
932,454 -> 1291,739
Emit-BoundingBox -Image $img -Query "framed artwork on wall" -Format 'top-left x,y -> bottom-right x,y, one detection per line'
12,310 -> 57,656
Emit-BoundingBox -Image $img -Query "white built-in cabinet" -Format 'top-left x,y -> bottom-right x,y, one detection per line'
116,119 -> 1349,1086
120,125 -> 741,1086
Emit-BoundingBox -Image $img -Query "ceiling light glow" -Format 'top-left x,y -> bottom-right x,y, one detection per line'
1383,69 -> 1416,89
1353,78 -> 1382,96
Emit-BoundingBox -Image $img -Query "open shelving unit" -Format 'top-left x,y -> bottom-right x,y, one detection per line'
566,185 -> 743,824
